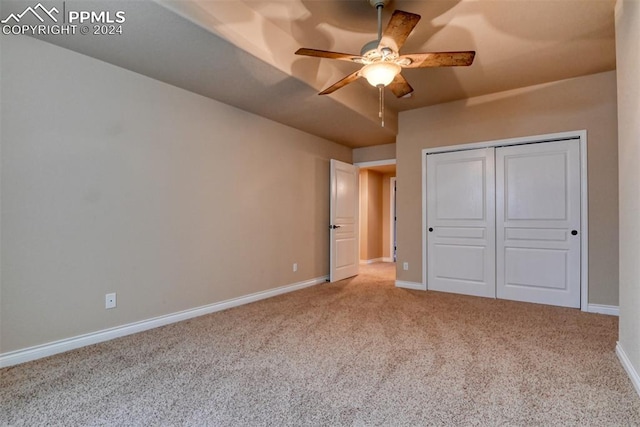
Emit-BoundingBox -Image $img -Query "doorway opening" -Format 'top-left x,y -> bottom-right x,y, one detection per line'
356,160 -> 396,277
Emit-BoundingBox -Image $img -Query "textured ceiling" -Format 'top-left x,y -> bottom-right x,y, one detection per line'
2,0 -> 617,147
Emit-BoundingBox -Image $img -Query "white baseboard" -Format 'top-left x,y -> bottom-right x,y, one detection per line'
382,257 -> 394,263
587,304 -> 619,316
0,275 -> 328,368
359,258 -> 384,265
616,342 -> 640,398
395,280 -> 427,291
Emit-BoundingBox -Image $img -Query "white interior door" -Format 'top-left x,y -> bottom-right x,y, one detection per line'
427,148 -> 496,298
330,159 -> 359,282
496,140 -> 581,307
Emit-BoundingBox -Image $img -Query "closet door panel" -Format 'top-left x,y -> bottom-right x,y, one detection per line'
427,148 -> 496,298
496,140 -> 581,308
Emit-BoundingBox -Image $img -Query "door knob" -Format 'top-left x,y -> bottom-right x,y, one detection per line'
428,227 -> 433,232
571,230 -> 578,236
329,225 -> 341,229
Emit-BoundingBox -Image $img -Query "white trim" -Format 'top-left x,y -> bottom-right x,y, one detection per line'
616,342 -> 640,397
390,177 -> 397,263
395,280 -> 427,291
353,159 -> 396,168
579,131 -> 589,312
382,257 -> 394,263
421,149 -> 428,289
421,130 -> 589,311
421,130 -> 585,155
360,258 -> 384,265
0,275 -> 328,368
587,304 -> 619,316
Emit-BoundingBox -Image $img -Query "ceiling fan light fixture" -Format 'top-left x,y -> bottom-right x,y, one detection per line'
361,62 -> 401,87
295,9 -> 475,100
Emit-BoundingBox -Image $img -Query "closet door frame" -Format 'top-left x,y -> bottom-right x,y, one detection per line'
421,130 -> 589,311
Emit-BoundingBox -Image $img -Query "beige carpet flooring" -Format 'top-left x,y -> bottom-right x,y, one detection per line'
2,263 -> 639,426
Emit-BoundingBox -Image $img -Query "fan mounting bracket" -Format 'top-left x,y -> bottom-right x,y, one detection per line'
368,0 -> 390,9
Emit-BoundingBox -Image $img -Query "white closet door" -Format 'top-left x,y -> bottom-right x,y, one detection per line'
496,140 -> 581,308
427,148 -> 496,298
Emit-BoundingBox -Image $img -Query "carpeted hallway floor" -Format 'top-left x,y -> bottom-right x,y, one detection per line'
2,262 -> 639,426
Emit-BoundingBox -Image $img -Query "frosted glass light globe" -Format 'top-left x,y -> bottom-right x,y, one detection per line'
361,62 -> 401,87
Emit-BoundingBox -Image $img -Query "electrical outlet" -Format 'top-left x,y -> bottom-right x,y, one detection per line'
105,293 -> 116,309
403,262 -> 409,271
293,263 -> 298,272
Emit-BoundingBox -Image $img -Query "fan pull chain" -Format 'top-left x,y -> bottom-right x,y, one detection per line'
378,84 -> 385,127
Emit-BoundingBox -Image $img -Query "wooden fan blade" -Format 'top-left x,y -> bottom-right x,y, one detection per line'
295,48 -> 364,63
399,51 -> 476,68
378,10 -> 421,53
319,70 -> 361,95
388,73 -> 414,98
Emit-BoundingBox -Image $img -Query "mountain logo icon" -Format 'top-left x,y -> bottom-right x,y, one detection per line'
1,3 -> 59,24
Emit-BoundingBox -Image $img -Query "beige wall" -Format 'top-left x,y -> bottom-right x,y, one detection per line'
353,144 -> 396,163
359,170 -> 369,261
0,36 -> 351,353
359,170 -> 384,261
360,170 -> 396,262
381,173 -> 395,260
616,0 -> 640,390
396,71 -> 619,306
367,172 -> 383,260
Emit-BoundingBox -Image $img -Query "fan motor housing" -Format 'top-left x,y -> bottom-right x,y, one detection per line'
360,40 -> 380,56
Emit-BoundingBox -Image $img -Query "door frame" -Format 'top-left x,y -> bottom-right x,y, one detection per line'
421,130 -> 589,311
390,177 -> 397,262
354,159 -> 396,264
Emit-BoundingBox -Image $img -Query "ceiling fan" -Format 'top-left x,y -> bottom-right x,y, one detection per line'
295,0 -> 476,99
